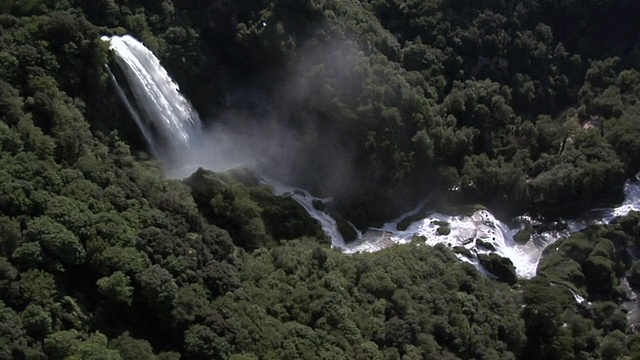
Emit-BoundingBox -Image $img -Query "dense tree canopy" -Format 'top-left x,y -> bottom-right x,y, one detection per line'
2,0 -> 640,359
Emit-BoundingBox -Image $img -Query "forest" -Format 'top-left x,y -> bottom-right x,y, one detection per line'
2,0 -> 640,359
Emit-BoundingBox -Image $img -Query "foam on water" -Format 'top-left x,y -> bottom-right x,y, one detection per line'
278,180 -> 640,279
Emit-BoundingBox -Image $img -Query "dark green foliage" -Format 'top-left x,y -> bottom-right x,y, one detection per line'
539,214 -> 640,300
452,246 -> 472,258
109,332 -> 156,360
599,330 -> 629,360
96,271 -> 134,305
525,211 -> 640,358
333,212 -> 359,243
0,300 -> 38,358
185,168 -> 326,249
478,253 -> 517,285
246,182 -> 327,243
476,239 -> 497,252
136,264 -> 179,312
204,242 -> 526,359
1,0 -> 640,359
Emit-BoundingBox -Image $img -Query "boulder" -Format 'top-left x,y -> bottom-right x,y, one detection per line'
513,228 -> 532,244
436,225 -> 451,236
476,239 -> 496,251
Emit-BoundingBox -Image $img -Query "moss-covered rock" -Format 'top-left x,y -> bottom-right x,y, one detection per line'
396,212 -> 429,231
476,239 -> 496,251
437,225 -> 451,236
334,213 -> 359,243
453,246 -> 473,258
478,253 -> 518,285
312,199 -> 327,212
513,228 -> 532,244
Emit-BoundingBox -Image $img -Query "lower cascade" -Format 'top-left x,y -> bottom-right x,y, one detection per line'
276,179 -> 640,279
102,34 -> 640,280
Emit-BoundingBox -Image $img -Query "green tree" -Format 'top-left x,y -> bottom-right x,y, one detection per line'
23,216 -> 85,269
0,300 -> 32,358
184,324 -> 231,359
96,271 -> 134,306
109,332 -> 157,360
14,269 -> 57,307
21,303 -> 52,339
599,330 -> 629,360
44,330 -> 83,360
136,264 -> 178,312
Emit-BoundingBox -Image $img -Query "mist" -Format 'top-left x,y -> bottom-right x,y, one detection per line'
162,110 -> 305,181
161,36 -> 367,200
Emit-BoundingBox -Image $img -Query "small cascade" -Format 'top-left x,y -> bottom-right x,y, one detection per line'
262,178 -> 346,248
550,282 -> 589,305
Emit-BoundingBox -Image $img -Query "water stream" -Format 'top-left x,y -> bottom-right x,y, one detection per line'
102,34 -> 640,279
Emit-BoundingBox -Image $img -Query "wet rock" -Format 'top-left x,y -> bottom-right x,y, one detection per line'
312,199 -> 326,212
513,228 -> 532,244
476,239 -> 496,251
397,212 -> 430,230
334,213 -> 358,243
436,225 -> 451,235
453,246 -> 473,258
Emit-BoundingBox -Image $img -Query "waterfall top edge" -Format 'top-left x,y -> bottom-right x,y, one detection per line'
100,35 -> 144,48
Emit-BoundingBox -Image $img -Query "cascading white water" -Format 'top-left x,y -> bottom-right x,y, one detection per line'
263,179 -> 640,278
103,34 -> 640,280
550,282 -> 589,305
264,179 -> 346,248
101,35 -> 203,166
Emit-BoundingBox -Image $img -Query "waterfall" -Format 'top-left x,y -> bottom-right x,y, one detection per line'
101,35 -> 203,168
102,34 -> 640,280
